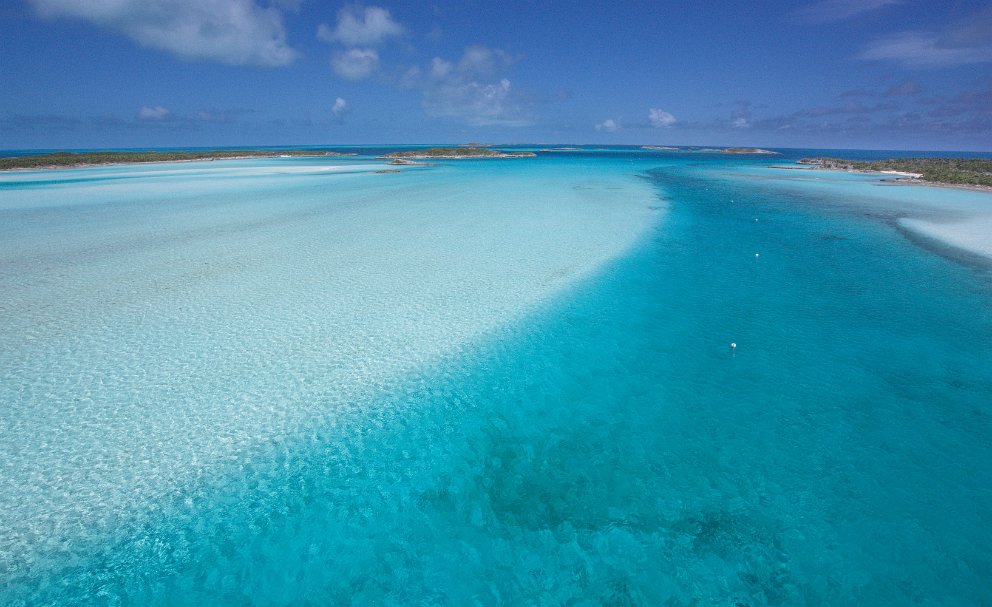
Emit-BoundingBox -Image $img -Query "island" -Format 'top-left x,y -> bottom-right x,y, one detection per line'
637,146 -> 777,154
721,147 -> 779,154
0,149 -> 353,171
796,157 -> 992,188
379,147 -> 536,159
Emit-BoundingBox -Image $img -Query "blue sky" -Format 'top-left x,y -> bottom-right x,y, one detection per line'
1,0 -> 991,150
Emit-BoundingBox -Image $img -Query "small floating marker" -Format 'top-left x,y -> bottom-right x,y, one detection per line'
755,253 -> 760,258
731,342 -> 737,351
754,218 -> 759,222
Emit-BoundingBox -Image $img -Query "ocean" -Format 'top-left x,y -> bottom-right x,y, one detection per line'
1,148 -> 991,605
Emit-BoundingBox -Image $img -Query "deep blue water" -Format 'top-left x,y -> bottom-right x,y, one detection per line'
1,150 -> 991,605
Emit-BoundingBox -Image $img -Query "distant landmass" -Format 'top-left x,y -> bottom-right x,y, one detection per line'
797,157 -> 992,188
639,146 -> 778,154
722,147 -> 778,154
0,150 -> 351,171
379,147 -> 536,159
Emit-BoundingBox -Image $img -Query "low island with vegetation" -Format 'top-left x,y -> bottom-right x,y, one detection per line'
797,157 -> 992,188
722,147 -> 778,154
639,146 -> 779,154
0,149 -> 352,171
379,147 -> 536,159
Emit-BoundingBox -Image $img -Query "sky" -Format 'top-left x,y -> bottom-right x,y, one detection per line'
1,0 -> 991,151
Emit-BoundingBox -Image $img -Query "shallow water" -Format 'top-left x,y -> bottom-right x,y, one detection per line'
1,150 -> 991,605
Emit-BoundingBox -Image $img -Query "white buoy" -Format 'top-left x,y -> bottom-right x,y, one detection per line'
731,342 -> 737,351
755,253 -> 760,258
754,218 -> 759,222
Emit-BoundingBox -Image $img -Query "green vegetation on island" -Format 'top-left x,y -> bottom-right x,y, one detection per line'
379,147 -> 536,159
0,149 -> 350,171
639,146 -> 779,154
798,157 -> 992,187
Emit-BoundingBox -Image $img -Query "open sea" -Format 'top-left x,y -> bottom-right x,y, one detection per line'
1,147 -> 991,605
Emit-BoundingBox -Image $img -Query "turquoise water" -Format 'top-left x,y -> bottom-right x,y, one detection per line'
1,150 -> 991,605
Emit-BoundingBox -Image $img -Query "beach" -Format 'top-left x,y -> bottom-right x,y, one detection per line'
741,163 -> 992,264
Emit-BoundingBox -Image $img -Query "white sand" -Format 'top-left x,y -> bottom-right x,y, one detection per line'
0,159 -> 661,579
898,216 -> 992,261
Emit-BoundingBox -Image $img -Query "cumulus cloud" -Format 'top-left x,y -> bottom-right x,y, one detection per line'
454,46 -> 511,78
332,97 -> 348,117
648,108 -> 676,128
318,6 -> 404,81
405,46 -> 532,127
138,105 -> 172,120
29,0 -> 299,67
595,118 -> 620,132
331,48 -> 379,80
317,6 -> 404,46
794,0 -> 900,23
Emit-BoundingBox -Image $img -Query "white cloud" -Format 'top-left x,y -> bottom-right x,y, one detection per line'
30,0 -> 299,67
595,118 -> 620,132
648,108 -> 676,128
269,0 -> 302,11
862,31 -> 992,67
331,48 -> 380,80
317,6 -> 403,46
731,103 -> 751,128
425,77 -> 521,126
406,46 -> 532,127
861,5 -> 992,67
332,97 -> 348,116
138,105 -> 171,120
455,46 -> 511,78
429,57 -> 453,79
794,0 -> 900,23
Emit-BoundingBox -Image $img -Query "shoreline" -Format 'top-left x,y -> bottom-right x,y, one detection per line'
376,154 -> 533,160
765,163 -> 992,264
876,177 -> 992,194
768,164 -> 992,193
0,151 -> 356,173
